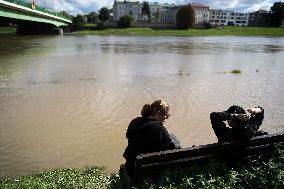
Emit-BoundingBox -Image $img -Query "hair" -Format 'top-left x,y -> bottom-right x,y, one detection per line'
226,105 -> 246,114
141,99 -> 170,118
226,105 -> 247,126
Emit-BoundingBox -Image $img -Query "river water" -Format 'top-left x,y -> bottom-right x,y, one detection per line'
0,35 -> 284,177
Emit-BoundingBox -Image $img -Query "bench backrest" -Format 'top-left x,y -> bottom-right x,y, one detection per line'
135,133 -> 284,176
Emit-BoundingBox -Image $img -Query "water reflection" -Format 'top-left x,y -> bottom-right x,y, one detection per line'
263,45 -> 282,53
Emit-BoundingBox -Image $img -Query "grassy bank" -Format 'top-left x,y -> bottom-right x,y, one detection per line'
71,26 -> 284,36
1,144 -> 283,189
0,27 -> 16,35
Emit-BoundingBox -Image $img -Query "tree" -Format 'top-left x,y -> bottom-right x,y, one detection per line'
142,1 -> 150,21
60,10 -> 71,19
153,9 -> 161,23
176,5 -> 195,29
98,7 -> 110,26
117,15 -> 133,28
71,14 -> 86,31
87,12 -> 97,23
269,2 -> 284,27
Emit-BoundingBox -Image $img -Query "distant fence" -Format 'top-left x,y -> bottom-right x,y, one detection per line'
2,0 -> 71,21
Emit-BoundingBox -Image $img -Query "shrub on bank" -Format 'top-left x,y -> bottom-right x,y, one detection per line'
117,15 -> 133,28
135,145 -> 284,189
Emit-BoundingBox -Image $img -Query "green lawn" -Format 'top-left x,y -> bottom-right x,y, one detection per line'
71,26 -> 284,36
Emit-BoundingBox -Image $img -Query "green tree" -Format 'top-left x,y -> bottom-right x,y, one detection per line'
98,7 -> 110,26
269,2 -> 284,27
153,9 -> 161,23
142,1 -> 150,21
60,10 -> 71,19
117,15 -> 133,28
176,5 -> 195,29
87,11 -> 97,23
71,14 -> 86,31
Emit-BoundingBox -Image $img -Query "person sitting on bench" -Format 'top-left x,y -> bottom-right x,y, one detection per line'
123,99 -> 181,177
210,105 -> 266,143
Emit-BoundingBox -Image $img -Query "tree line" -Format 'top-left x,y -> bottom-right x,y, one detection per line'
67,1 -> 283,31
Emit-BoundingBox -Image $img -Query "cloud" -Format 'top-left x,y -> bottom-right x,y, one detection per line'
29,0 -> 277,15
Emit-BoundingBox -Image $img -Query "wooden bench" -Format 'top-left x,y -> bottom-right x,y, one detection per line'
119,133 -> 284,187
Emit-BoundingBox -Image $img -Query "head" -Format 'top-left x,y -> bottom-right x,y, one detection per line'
141,99 -> 170,123
226,105 -> 247,128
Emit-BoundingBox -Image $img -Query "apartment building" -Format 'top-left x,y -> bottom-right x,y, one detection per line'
209,9 -> 249,26
113,0 -> 177,23
113,1 -> 249,26
190,3 -> 210,24
113,0 -> 143,22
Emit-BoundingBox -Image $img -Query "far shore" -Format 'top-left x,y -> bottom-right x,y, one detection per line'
1,26 -> 284,37
70,26 -> 284,37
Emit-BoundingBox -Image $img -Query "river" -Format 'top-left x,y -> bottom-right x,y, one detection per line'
0,35 -> 284,177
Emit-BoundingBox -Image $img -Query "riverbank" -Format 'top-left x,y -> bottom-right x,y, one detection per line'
71,26 -> 284,36
0,27 -> 16,35
1,144 -> 283,189
1,26 -> 284,36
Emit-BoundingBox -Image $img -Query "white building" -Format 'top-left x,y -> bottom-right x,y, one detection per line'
158,4 -> 180,24
113,0 -> 144,22
209,9 -> 249,26
190,3 -> 210,24
113,1 -> 249,26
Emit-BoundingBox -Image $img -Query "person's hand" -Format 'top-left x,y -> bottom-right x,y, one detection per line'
247,107 -> 262,116
236,114 -> 250,122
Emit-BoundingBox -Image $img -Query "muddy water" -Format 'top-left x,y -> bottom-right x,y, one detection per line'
0,35 -> 284,177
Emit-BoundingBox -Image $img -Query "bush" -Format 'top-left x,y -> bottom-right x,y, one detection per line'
71,14 -> 86,31
231,69 -> 241,74
203,21 -> 213,29
117,15 -> 133,28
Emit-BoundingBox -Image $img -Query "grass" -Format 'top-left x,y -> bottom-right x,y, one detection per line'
0,27 -> 16,34
71,26 -> 284,36
230,69 -> 242,74
0,166 -> 121,189
1,145 -> 283,189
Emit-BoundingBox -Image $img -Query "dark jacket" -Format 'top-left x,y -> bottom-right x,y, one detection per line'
210,107 -> 264,143
123,117 -> 176,175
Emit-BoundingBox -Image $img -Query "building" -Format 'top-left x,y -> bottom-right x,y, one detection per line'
158,5 -> 180,24
209,9 -> 249,26
113,0 -> 141,22
113,0 -> 177,23
190,3 -> 210,24
249,10 -> 269,27
113,1 -> 250,26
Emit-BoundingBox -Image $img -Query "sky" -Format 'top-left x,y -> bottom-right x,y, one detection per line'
29,0 -> 281,15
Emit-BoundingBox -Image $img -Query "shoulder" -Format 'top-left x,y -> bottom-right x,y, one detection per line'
146,119 -> 163,130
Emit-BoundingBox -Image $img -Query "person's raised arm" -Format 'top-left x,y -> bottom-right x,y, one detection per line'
210,111 -> 232,142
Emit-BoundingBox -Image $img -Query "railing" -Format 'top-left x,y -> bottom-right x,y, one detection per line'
2,0 -> 72,21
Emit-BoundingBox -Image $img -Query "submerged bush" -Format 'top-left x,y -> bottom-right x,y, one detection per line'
231,69 -> 241,74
